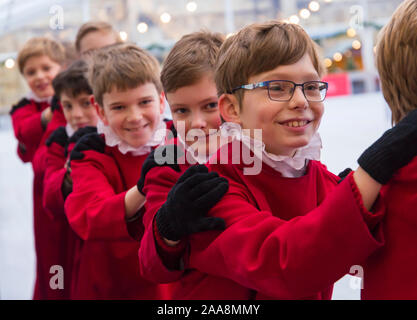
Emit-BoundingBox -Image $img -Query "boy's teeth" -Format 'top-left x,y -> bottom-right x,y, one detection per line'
285,121 -> 307,127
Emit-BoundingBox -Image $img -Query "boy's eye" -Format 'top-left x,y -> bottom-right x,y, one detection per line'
82,100 -> 91,107
205,102 -> 218,110
304,83 -> 320,91
63,104 -> 72,110
174,108 -> 188,114
111,105 -> 124,110
140,99 -> 153,105
43,66 -> 51,72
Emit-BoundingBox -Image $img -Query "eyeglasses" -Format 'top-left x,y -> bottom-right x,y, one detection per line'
230,80 -> 329,102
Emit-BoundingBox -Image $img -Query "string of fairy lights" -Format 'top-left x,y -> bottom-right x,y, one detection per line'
2,0 -> 373,73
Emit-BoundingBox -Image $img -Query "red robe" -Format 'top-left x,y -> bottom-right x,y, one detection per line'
42,129 -> 81,299
31,108 -> 67,300
140,140 -> 385,299
10,98 -> 49,163
362,157 -> 417,299
65,134 -> 173,299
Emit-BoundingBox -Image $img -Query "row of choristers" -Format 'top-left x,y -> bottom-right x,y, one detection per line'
9,0 -> 417,300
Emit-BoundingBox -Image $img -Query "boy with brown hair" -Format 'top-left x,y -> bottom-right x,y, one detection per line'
75,21 -> 122,57
65,43 -> 172,299
42,60 -> 99,299
137,31 -> 229,282
140,20 -> 417,299
362,0 -> 417,299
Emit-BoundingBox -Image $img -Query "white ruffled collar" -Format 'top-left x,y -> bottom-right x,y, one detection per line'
65,123 -> 76,138
176,133 -> 211,164
97,118 -> 167,156
25,91 -> 53,104
219,122 -> 322,178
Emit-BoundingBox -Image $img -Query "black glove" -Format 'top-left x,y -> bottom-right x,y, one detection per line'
65,126 -> 97,157
46,126 -> 68,147
358,109 -> 417,184
156,164 -> 229,241
337,168 -> 352,184
137,144 -> 184,195
10,98 -> 31,115
50,95 -> 61,112
69,132 -> 105,161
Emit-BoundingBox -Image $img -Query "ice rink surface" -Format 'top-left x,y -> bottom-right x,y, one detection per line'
0,92 -> 391,300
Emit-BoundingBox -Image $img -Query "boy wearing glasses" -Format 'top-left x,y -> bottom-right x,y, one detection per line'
142,21 -> 417,299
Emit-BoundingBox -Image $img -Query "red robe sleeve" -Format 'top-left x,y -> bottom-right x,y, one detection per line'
10,99 -> 48,163
43,140 -> 68,220
182,169 -> 385,299
138,165 -> 187,283
64,150 -> 131,241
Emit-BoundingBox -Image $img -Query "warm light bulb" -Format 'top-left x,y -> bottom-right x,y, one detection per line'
5,58 -> 15,69
352,40 -> 362,50
333,52 -> 343,62
347,28 -> 356,38
160,12 -> 171,23
119,31 -> 128,41
186,1 -> 197,12
324,58 -> 332,68
137,22 -> 148,33
289,15 -> 300,24
309,1 -> 320,12
299,9 -> 311,19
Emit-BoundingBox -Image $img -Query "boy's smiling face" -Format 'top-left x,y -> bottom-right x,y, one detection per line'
98,83 -> 165,148
23,54 -> 61,99
227,53 -> 324,157
60,91 -> 98,131
166,74 -> 222,155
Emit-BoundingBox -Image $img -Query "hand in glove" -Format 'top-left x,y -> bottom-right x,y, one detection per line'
358,109 -> 417,184
156,164 -> 229,241
137,144 -> 183,195
69,132 -> 105,161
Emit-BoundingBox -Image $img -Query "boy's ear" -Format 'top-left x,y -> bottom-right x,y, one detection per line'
159,91 -> 166,115
91,95 -> 108,125
218,93 -> 242,125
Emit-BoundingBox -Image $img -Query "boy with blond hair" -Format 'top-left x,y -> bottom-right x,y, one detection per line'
362,0 -> 417,299
75,21 -> 122,57
10,36 -> 70,299
10,37 -> 65,163
140,21 -> 417,299
65,44 -> 172,299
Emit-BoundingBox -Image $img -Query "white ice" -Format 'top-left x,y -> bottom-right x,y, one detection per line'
0,92 -> 392,300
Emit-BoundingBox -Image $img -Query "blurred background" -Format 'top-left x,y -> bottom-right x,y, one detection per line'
0,0 -> 399,299
0,0 -> 403,112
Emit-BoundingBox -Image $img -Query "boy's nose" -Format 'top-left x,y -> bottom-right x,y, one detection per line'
191,114 -> 207,129
72,105 -> 84,118
289,86 -> 308,109
128,107 -> 144,122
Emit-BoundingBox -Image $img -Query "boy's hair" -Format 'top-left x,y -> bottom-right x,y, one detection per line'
75,21 -> 122,53
88,43 -> 162,106
17,37 -> 66,74
375,0 -> 417,124
161,31 -> 225,93
215,21 -> 325,106
61,41 -> 80,67
52,60 -> 92,99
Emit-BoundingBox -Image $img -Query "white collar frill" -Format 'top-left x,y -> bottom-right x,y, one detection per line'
97,119 -> 167,156
219,122 -> 322,178
25,91 -> 53,104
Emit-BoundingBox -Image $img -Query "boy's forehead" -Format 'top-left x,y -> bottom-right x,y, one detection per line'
103,82 -> 158,100
249,54 -> 319,82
